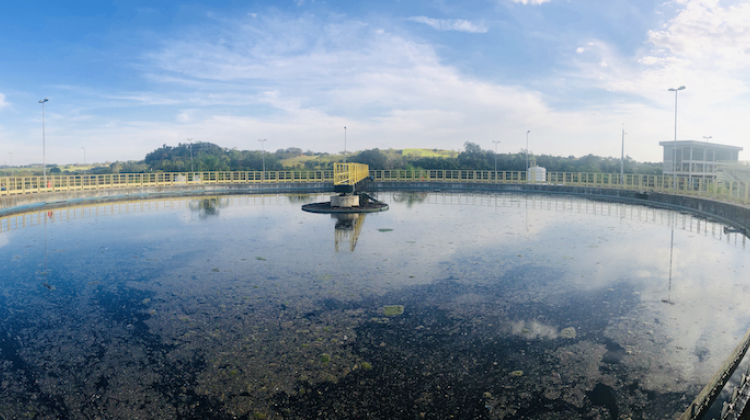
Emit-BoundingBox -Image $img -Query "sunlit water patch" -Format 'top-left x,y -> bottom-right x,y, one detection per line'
0,192 -> 748,419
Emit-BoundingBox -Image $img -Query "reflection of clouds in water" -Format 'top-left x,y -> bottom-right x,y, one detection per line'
510,320 -> 568,340
571,224 -> 750,392
383,194 -> 750,396
3,191 -> 749,400
0,232 -> 10,248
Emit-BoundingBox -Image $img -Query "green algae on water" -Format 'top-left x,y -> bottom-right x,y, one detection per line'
319,353 -> 331,364
360,362 -> 373,371
377,228 -> 394,232
510,370 -> 524,377
383,305 -> 404,316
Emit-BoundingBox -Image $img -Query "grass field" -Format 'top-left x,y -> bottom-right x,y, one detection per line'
401,148 -> 456,158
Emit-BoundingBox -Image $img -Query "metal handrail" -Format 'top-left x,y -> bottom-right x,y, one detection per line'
0,170 -> 334,196
1,169 -> 748,207
368,169 -> 750,206
333,163 -> 370,185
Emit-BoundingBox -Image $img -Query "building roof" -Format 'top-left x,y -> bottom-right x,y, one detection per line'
659,140 -> 743,151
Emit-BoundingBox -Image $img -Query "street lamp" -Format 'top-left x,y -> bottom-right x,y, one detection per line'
7,152 -> 12,177
703,136 -> 712,143
492,140 -> 501,172
38,98 -> 49,188
258,139 -> 267,177
344,126 -> 347,164
668,86 -> 686,189
81,147 -> 86,182
526,130 -> 530,172
620,125 -> 626,185
187,138 -> 194,172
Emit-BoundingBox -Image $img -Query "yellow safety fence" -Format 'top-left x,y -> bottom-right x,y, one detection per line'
370,169 -> 750,206
0,171 -> 333,195
1,169 -> 749,207
333,163 -> 370,186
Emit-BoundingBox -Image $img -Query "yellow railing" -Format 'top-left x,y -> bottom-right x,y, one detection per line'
1,169 -> 749,207
333,163 -> 370,186
369,169 -> 750,206
0,171 -> 333,196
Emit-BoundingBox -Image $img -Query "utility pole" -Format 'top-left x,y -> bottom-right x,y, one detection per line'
258,139 -> 267,178
620,125 -> 626,185
492,141 -> 501,172
188,138 -> 194,172
344,127 -> 347,164
526,130 -> 530,172
38,98 -> 49,188
668,86 -> 686,190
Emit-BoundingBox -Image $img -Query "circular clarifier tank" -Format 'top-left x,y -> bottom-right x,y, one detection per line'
0,191 -> 748,419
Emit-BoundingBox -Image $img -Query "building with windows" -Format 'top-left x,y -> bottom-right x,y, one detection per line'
660,140 -> 743,181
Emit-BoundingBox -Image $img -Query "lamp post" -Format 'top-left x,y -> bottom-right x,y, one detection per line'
187,138 -> 194,172
7,152 -> 12,177
620,125 -> 626,185
668,86 -> 686,189
258,139 -> 267,178
492,140 -> 501,172
344,126 -> 347,164
81,147 -> 86,184
526,130 -> 530,172
38,98 -> 49,188
703,136 -> 712,143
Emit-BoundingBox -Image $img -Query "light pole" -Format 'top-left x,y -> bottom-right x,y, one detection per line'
81,147 -> 86,182
187,138 -> 194,172
620,125 -> 626,185
526,130 -> 530,172
668,86 -> 686,189
492,140 -> 501,172
344,126 -> 347,164
703,136 -> 712,143
7,152 -> 11,177
258,139 -> 267,178
38,98 -> 49,188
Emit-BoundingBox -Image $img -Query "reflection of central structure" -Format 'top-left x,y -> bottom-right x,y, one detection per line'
302,163 -> 389,214
333,213 -> 366,252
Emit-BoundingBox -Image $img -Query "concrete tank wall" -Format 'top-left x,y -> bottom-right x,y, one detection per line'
0,182 -> 332,216
2,180 -> 750,236
368,181 -> 750,235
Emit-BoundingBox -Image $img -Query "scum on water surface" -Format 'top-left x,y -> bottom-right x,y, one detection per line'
0,192 -> 749,419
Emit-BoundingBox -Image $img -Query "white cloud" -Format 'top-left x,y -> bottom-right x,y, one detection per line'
176,109 -> 197,123
140,15 -> 616,156
0,93 -> 8,109
509,0 -> 552,5
559,0 -> 750,161
407,16 -> 488,33
41,3 -> 750,164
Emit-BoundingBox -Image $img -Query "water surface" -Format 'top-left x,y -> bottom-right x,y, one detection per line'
0,192 -> 748,419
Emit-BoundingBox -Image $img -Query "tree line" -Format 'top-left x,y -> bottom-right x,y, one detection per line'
23,141 -> 661,176
349,142 -> 662,174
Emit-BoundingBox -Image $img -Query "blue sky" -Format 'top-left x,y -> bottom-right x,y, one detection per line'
1,0 -> 748,165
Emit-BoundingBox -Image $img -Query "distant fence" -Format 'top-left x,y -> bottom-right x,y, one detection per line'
0,171 -> 333,195
370,169 -> 750,205
1,169 -> 749,206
